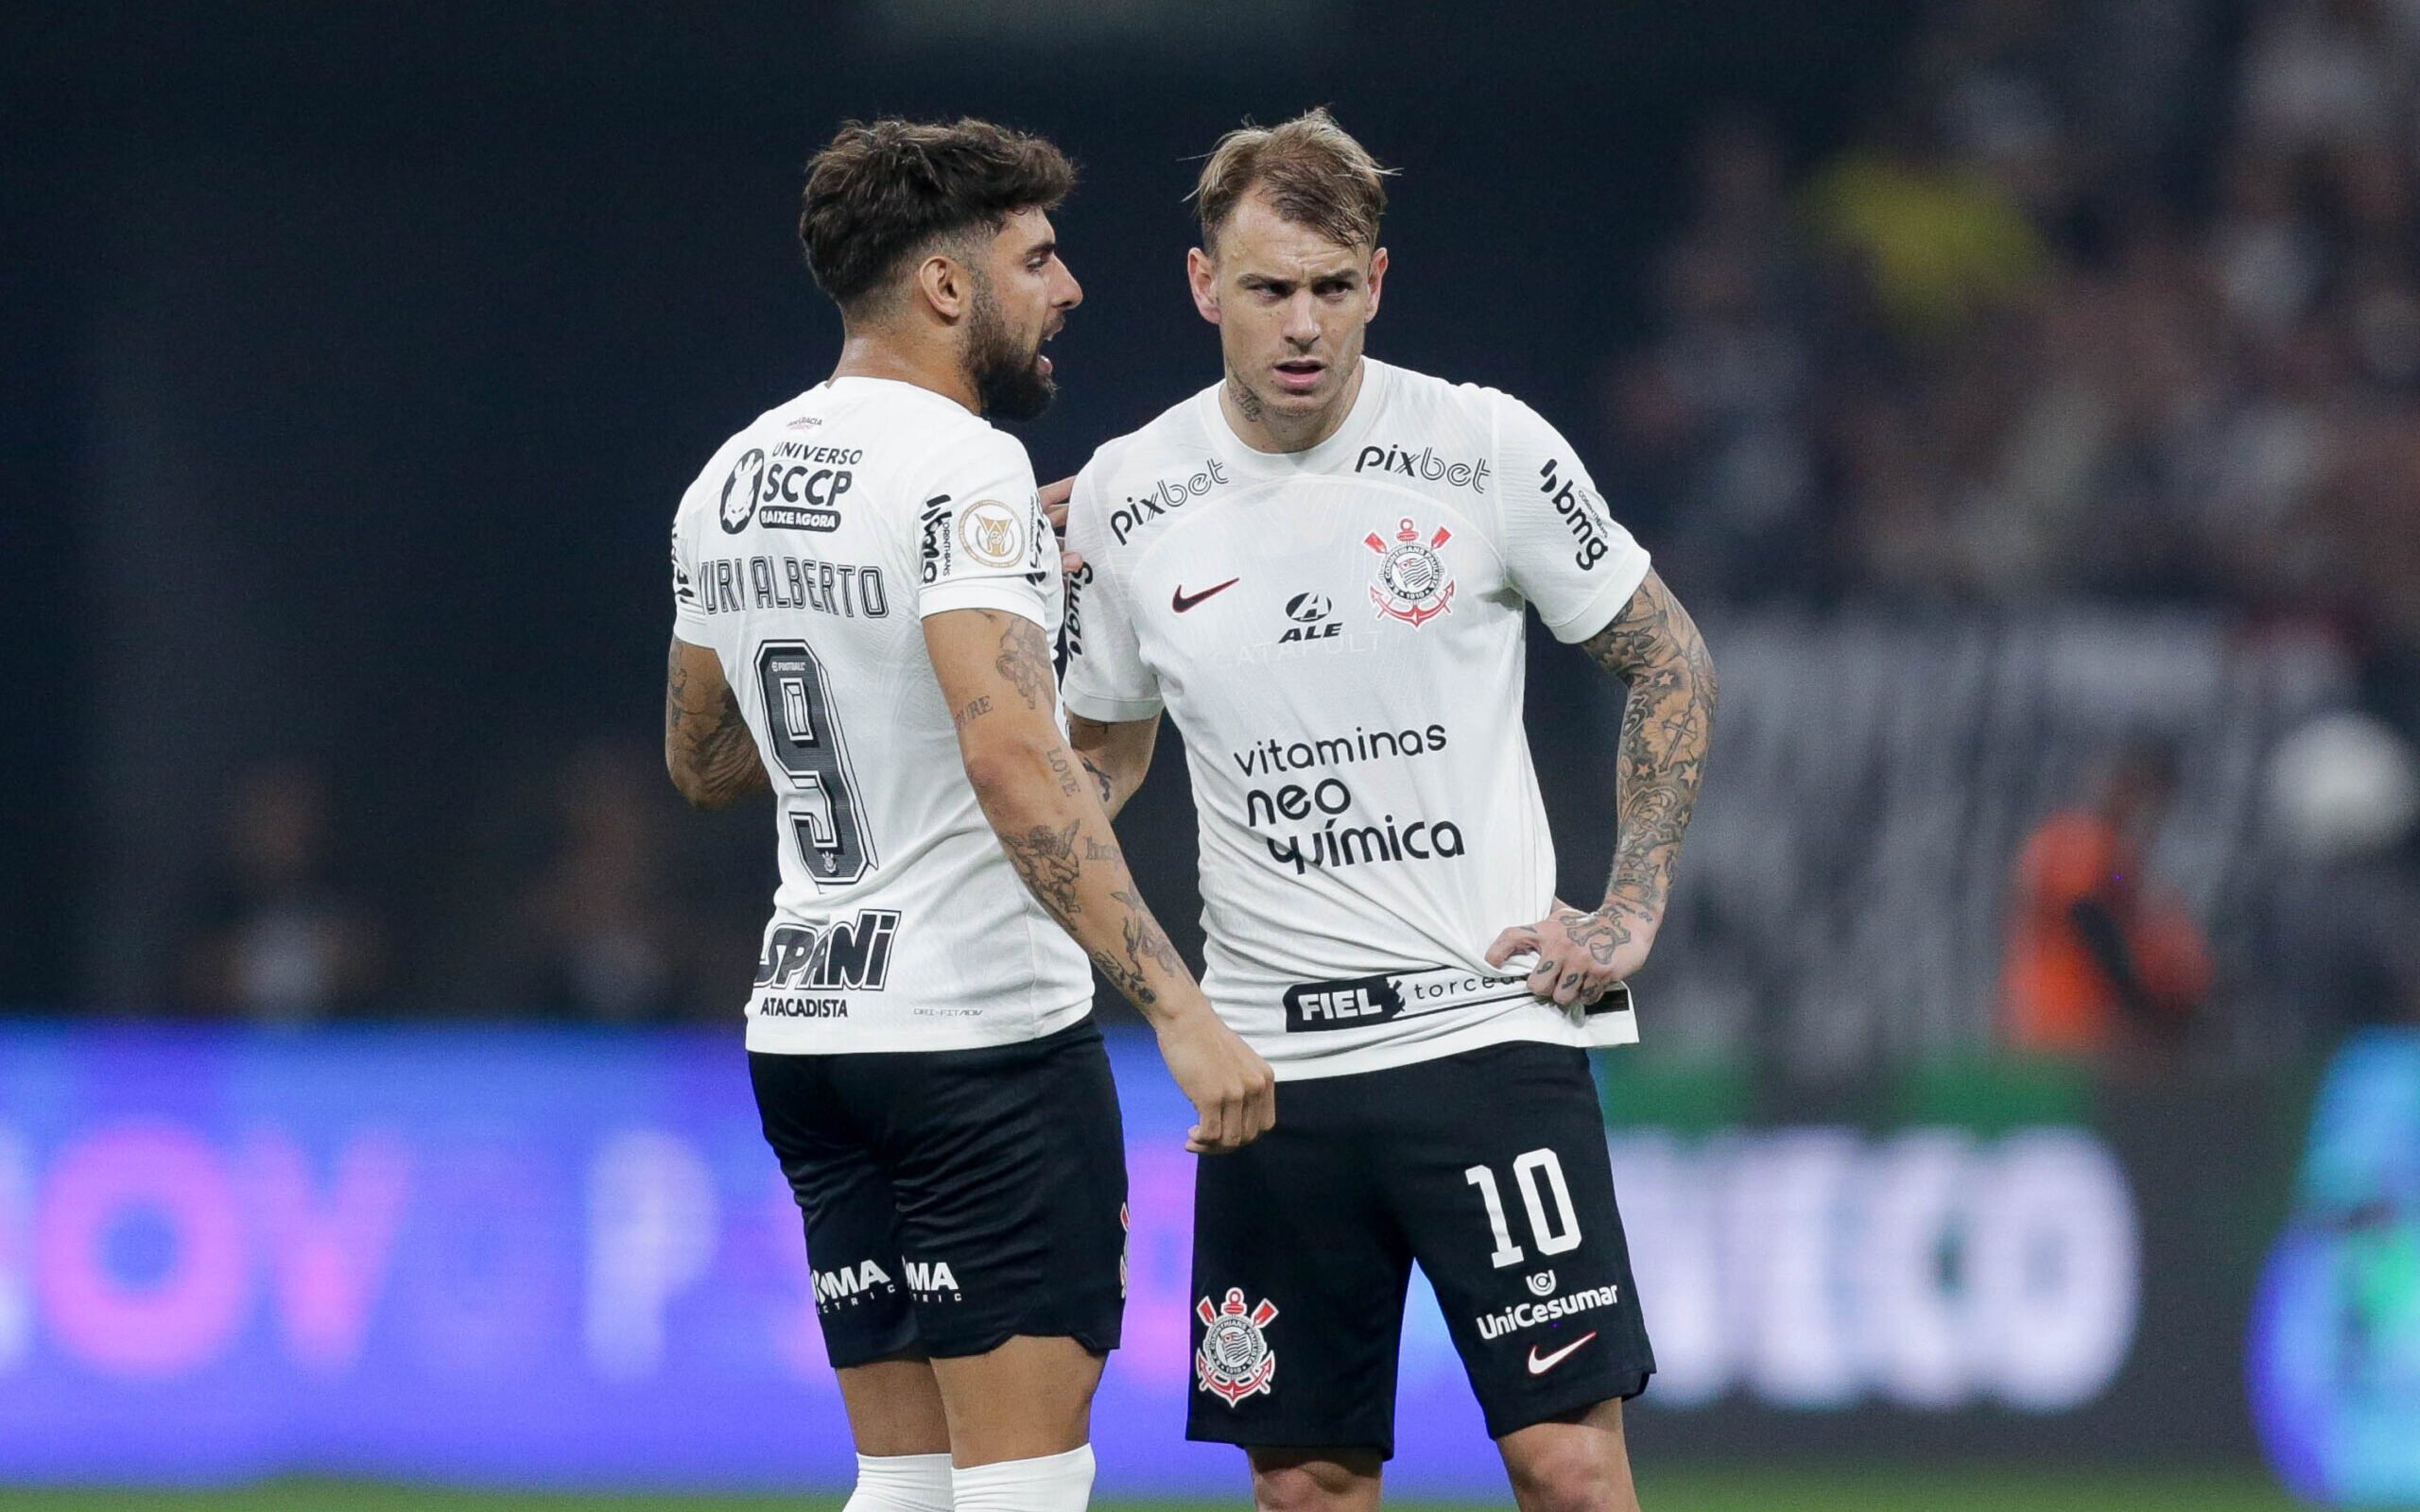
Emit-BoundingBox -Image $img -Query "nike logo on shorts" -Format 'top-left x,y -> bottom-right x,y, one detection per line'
1171,578 -> 1239,612
1526,1331 -> 1598,1376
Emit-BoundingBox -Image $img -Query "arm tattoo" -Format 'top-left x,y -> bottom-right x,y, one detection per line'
1046,746 -> 1084,799
1091,886 -> 1186,1010
1078,753 -> 1115,808
995,616 -> 1055,712
666,641 -> 769,807
1577,571 -> 1717,956
999,817 -> 1082,921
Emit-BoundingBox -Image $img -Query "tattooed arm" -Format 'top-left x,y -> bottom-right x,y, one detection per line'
664,637 -> 770,809
1487,569 -> 1718,1005
925,607 -> 1274,1152
1067,713 -> 1161,819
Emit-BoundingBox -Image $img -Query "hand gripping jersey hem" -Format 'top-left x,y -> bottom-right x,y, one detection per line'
919,581 -> 1049,624
1541,550 -> 1652,645
1061,685 -> 1165,723
742,994 -> 1093,1055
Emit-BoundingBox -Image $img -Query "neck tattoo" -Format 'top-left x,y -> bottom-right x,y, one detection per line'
1225,366 -> 1266,423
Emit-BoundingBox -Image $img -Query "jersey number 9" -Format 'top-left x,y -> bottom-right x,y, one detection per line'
755,641 -> 873,886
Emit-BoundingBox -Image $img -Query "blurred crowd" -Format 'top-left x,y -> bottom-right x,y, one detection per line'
1614,0 -> 2420,653
1605,0 -> 2420,1053
171,747 -> 768,1026
148,0 -> 2420,1050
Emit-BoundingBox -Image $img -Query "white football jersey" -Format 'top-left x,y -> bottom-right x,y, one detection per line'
672,376 -> 1093,1054
1063,359 -> 1650,1079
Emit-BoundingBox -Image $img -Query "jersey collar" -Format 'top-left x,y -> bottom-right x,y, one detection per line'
1198,358 -> 1393,478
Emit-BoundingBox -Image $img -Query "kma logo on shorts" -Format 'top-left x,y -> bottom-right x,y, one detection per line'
1195,1287 -> 1280,1405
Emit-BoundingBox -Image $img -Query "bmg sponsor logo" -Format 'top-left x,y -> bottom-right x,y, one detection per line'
1537,458 -> 1613,570
918,495 -> 955,584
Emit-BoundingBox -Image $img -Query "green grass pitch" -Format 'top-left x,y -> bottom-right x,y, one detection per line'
0,1467 -> 2302,1511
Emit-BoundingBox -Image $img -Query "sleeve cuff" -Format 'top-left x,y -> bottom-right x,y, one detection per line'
1062,685 -> 1165,723
1543,551 -> 1651,644
919,580 -> 1049,625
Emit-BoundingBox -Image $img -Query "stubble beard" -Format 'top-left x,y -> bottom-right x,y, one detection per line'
965,280 -> 1055,421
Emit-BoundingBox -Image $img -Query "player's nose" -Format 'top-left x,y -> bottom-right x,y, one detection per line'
1283,291 -> 1321,345
1053,261 -> 1083,310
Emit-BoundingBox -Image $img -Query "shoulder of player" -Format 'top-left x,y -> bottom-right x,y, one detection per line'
1357,361 -> 1504,447
670,387 -> 834,522
1084,382 -> 1219,482
1064,384 -> 1221,549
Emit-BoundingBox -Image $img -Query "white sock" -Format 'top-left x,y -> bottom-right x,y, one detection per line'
950,1444 -> 1097,1512
843,1451 -> 954,1512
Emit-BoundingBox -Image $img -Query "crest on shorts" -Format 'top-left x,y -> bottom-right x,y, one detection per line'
1195,1287 -> 1280,1405
1364,516 -> 1456,627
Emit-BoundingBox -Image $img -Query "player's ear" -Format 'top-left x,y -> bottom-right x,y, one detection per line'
1186,247 -> 1222,326
916,252 -> 971,324
1363,246 -> 1387,325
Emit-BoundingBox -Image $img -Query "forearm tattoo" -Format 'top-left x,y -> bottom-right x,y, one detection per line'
995,615 -> 1056,712
1578,571 -> 1717,953
1000,817 -> 1082,921
1078,753 -> 1115,809
1093,887 -> 1186,1011
666,642 -> 769,806
1000,817 -> 1184,1013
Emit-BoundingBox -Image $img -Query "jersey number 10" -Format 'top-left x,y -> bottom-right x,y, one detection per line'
755,641 -> 873,886
1465,1148 -> 1583,1268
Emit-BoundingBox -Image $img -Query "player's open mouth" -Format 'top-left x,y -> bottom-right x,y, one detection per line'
1272,358 -> 1324,392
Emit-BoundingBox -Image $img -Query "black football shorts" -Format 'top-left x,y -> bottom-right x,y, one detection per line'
751,1015 -> 1128,1367
1188,1039 -> 1652,1453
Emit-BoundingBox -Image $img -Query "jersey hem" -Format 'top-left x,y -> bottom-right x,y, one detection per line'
742,996 -> 1093,1056
1543,550 -> 1652,644
1250,1006 -> 1595,1082
920,581 -> 1048,623
1061,686 -> 1165,722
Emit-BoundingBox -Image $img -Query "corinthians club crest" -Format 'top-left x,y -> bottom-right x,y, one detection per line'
1365,516 -> 1456,627
1195,1287 -> 1280,1405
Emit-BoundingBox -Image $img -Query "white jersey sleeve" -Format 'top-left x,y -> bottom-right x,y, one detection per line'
670,521 -> 712,645
914,430 -> 1056,626
1060,460 -> 1165,722
1489,393 -> 1652,643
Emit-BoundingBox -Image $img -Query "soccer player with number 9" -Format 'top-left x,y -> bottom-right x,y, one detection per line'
664,118 -> 1272,1512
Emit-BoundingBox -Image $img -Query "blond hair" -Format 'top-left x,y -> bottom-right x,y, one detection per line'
1192,108 -> 1393,252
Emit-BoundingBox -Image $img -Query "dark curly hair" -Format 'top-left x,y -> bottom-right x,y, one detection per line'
799,117 -> 1076,315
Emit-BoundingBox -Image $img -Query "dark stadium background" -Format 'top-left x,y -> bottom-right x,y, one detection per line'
5,2 -> 2417,1508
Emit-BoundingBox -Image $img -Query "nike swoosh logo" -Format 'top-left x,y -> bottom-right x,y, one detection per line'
1526,1331 -> 1599,1376
1171,577 -> 1240,612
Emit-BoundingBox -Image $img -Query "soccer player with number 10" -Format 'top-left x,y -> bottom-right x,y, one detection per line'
1058,110 -> 1718,1511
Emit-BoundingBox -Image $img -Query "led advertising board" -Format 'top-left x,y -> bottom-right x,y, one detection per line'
0,1026 -> 2197,1492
